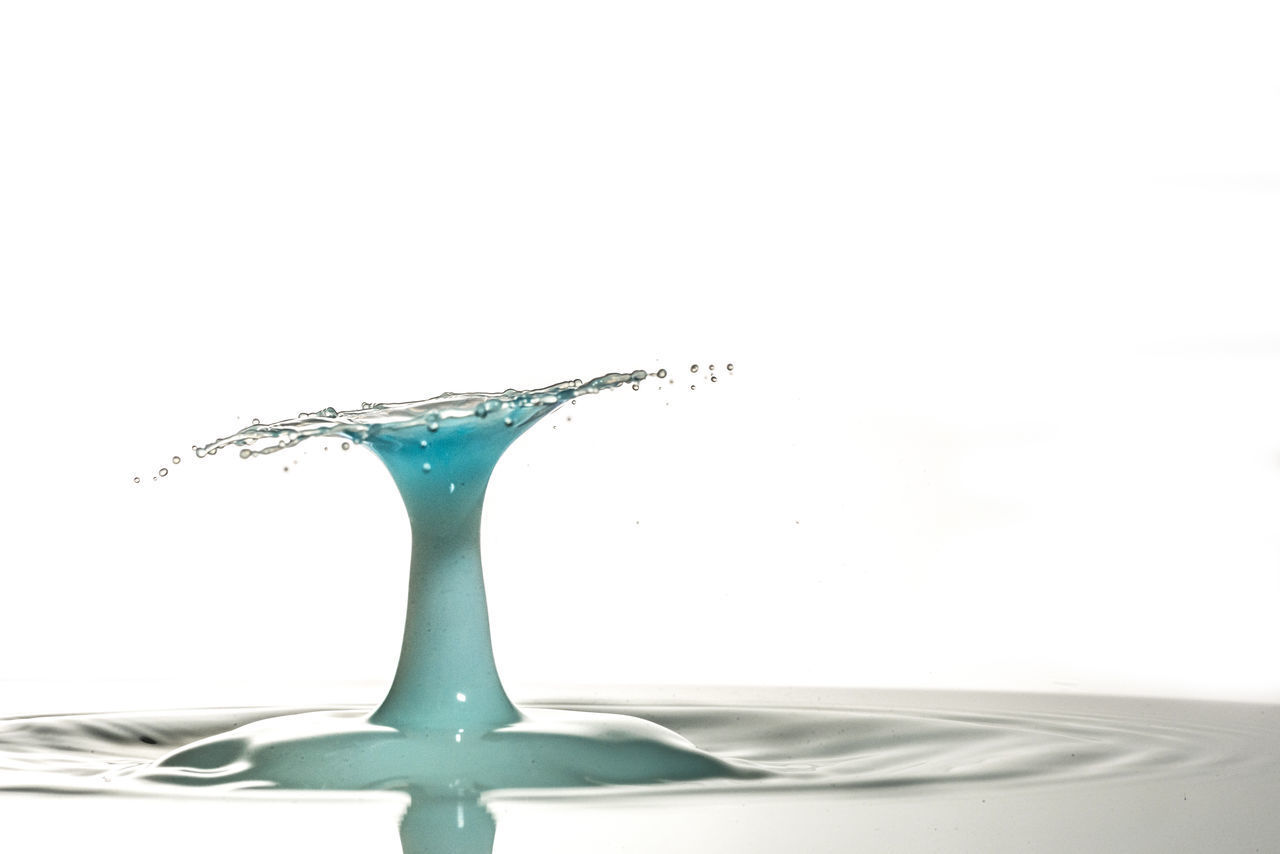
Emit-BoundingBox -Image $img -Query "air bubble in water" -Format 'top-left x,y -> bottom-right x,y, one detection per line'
239,449 -> 253,459
656,369 -> 668,379
428,422 -> 439,433
420,440 -> 428,448
159,468 -> 168,477
422,463 -> 432,473
690,364 -> 699,373
503,416 -> 514,427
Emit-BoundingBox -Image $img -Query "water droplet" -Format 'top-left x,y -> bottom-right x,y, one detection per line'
503,416 -> 514,426
690,384 -> 697,390
208,448 -> 217,456
428,422 -> 439,432
631,383 -> 640,390
690,364 -> 699,373
727,363 -> 734,371
171,456 -> 181,465
132,476 -> 140,484
422,463 -> 432,473
283,466 -> 289,473
341,442 -> 350,450
239,449 -> 253,459
158,468 -> 168,477
656,368 -> 668,379
251,418 -> 261,425
420,439 -> 428,448
710,375 -> 718,382
708,364 -> 715,372
152,476 -> 157,481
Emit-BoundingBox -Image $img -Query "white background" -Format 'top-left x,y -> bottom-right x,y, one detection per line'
2,0 -> 1278,706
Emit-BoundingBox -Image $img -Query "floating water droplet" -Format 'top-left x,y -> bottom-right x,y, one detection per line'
631,383 -> 640,390
172,456 -> 181,465
341,442 -> 350,450
690,364 -> 699,373
690,384 -> 697,390
656,368 -> 668,379
727,363 -> 734,371
503,416 -> 514,426
208,448 -> 217,456
422,463 -> 432,473
428,422 -> 439,432
252,418 -> 261,425
132,476 -> 140,484
708,364 -> 715,372
711,376 -> 718,382
158,468 -> 168,477
420,439 -> 428,448
239,449 -> 253,459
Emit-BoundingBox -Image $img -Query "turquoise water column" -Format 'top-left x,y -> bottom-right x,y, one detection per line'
365,411 -> 543,731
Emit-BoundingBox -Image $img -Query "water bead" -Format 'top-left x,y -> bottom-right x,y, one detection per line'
428,422 -> 439,432
503,416 -> 514,426
240,449 -> 253,459
422,463 -> 432,473
690,384 -> 697,390
690,364 -> 699,373
132,476 -> 140,483
727,363 -> 734,371
656,368 -> 668,378
159,468 -> 168,477
711,376 -> 718,382
631,383 -> 640,390
341,442 -> 350,450
708,364 -> 715,372
172,456 -> 181,464
252,418 -> 261,425
420,440 -> 429,448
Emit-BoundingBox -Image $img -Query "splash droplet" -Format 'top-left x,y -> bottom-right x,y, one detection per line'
690,384 -> 697,390
422,463 -> 432,473
690,364 -> 699,373
172,456 -> 181,465
252,418 -> 261,425
708,364 -> 715,372
239,449 -> 253,459
420,440 -> 428,448
711,376 -> 718,383
341,442 -> 350,450
132,476 -> 140,484
631,383 -> 640,390
656,369 -> 668,379
428,422 -> 439,433
727,363 -> 734,371
503,416 -> 514,427
158,468 -> 168,477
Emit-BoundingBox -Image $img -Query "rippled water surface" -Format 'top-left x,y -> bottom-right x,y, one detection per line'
2,687 -> 1278,852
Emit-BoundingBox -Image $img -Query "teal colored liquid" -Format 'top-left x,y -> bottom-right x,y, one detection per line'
134,370 -> 749,794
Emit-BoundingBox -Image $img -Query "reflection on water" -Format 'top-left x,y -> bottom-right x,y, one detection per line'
399,794 -> 494,854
